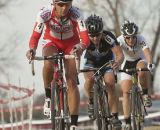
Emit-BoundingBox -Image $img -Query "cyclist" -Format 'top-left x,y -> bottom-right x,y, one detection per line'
26,0 -> 90,129
83,14 -> 123,128
117,20 -> 155,130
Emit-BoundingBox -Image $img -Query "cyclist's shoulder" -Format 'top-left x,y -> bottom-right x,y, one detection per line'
36,4 -> 52,22
69,6 -> 84,20
102,30 -> 118,46
117,35 -> 125,45
136,34 -> 148,47
136,34 -> 146,42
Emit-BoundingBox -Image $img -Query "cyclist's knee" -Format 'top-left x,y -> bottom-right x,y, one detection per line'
105,82 -> 115,88
42,45 -> 58,56
123,91 -> 130,97
85,78 -> 94,84
44,61 -> 53,70
66,78 -> 77,88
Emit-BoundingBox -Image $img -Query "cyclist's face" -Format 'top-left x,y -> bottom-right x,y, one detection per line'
55,2 -> 72,17
89,33 -> 103,45
124,35 -> 137,47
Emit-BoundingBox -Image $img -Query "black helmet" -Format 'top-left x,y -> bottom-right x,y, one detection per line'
86,14 -> 103,35
54,0 -> 72,3
121,20 -> 138,36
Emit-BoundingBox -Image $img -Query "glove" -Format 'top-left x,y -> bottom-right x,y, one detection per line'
73,43 -> 85,51
26,49 -> 36,60
147,63 -> 155,72
72,43 -> 86,57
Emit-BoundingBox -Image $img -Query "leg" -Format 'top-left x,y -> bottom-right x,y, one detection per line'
42,45 -> 58,118
104,72 -> 117,113
137,60 -> 152,107
121,80 -> 132,120
103,72 -> 122,127
137,60 -> 149,90
83,72 -> 94,101
42,45 -> 58,97
83,72 -> 94,118
64,58 -> 80,126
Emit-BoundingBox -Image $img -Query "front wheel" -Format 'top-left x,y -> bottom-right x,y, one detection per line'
94,83 -> 102,130
51,82 -> 65,130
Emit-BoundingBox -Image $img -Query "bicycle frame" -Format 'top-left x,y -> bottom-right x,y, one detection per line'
51,54 -> 70,130
130,73 -> 147,130
80,60 -> 115,130
119,68 -> 149,130
31,53 -> 76,130
93,72 -> 112,130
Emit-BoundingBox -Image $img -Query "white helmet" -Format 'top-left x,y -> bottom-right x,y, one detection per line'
121,20 -> 138,36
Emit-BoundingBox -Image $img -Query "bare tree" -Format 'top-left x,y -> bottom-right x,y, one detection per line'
0,1 -> 21,78
76,0 -> 160,92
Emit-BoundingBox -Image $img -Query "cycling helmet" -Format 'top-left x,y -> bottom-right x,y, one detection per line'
121,20 -> 138,36
54,0 -> 72,3
86,14 -> 103,35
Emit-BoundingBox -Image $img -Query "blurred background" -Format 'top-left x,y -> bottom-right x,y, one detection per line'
0,0 -> 160,129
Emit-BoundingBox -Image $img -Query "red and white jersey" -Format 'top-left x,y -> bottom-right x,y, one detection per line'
29,4 -> 90,50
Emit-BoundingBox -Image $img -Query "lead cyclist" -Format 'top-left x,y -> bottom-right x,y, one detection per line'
117,20 -> 155,130
26,0 -> 90,129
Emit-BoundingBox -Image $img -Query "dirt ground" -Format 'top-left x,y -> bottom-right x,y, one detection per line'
144,126 -> 160,130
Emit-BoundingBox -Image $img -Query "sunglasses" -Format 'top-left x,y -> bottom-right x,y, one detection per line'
125,36 -> 136,39
56,2 -> 71,7
89,33 -> 102,38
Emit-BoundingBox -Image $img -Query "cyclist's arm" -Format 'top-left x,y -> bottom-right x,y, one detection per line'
106,32 -> 124,66
76,12 -> 90,49
29,6 -> 50,50
29,22 -> 44,50
77,25 -> 90,49
143,48 -> 153,64
111,45 -> 124,66
140,36 -> 153,64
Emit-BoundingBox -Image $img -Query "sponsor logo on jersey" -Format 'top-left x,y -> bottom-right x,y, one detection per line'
40,10 -> 51,21
49,20 -> 72,33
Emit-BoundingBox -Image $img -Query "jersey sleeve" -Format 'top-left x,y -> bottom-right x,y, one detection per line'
117,35 -> 123,46
29,6 -> 51,49
103,31 -> 119,47
138,35 -> 149,50
70,7 -> 90,48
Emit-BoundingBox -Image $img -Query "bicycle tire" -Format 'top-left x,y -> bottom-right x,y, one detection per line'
135,91 -> 144,130
51,82 -> 65,130
63,87 -> 70,130
51,81 -> 56,130
131,85 -> 137,130
101,90 -> 112,130
103,91 -> 113,130
94,83 -> 102,130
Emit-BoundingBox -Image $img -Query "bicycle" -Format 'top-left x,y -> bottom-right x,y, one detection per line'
119,68 -> 149,130
80,60 -> 117,130
30,52 -> 78,130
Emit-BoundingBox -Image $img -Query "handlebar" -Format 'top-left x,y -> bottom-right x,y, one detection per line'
118,68 -> 149,73
29,53 -> 78,76
33,54 -> 75,61
80,68 -> 99,72
80,60 -> 115,76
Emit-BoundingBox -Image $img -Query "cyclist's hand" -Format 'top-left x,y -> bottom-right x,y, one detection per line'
112,61 -> 120,71
26,49 -> 36,61
147,63 -> 155,73
71,43 -> 85,58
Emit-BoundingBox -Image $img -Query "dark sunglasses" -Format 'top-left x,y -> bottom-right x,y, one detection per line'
125,36 -> 136,39
89,33 -> 102,37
